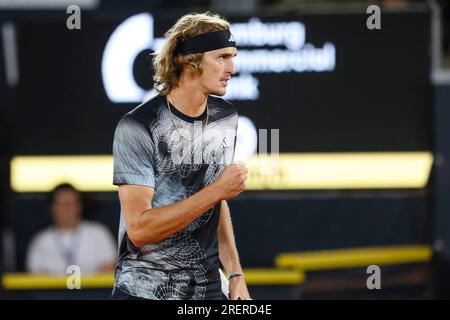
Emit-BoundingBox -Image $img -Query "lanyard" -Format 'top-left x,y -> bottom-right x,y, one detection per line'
52,226 -> 81,267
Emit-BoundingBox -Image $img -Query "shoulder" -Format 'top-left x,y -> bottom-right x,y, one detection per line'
115,95 -> 164,129
113,96 -> 166,138
79,221 -> 115,244
208,96 -> 238,121
29,227 -> 54,248
127,95 -> 165,123
79,221 -> 111,236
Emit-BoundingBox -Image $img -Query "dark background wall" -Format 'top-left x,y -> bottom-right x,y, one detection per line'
11,11 -> 431,155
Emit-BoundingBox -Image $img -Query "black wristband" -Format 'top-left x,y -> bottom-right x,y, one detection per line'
228,272 -> 244,280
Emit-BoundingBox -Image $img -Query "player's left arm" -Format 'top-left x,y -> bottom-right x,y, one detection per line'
218,200 -> 251,300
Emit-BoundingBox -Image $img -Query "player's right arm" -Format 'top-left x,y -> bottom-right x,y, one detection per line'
118,164 -> 246,247
113,115 -> 246,248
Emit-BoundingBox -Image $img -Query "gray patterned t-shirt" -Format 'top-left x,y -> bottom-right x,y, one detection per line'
112,94 -> 238,300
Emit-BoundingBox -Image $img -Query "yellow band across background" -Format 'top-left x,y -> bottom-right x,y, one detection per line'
2,268 -> 304,289
275,245 -> 432,271
11,155 -> 115,192
2,273 -> 114,290
11,152 -> 433,192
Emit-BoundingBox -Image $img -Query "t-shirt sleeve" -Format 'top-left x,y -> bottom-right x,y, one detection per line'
113,115 -> 156,187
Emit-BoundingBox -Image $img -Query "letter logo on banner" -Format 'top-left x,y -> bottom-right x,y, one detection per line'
101,14 -> 336,103
101,13 -> 156,103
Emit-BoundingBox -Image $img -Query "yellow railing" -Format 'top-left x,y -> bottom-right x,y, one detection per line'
2,268 -> 304,290
11,152 -> 433,192
275,244 -> 432,271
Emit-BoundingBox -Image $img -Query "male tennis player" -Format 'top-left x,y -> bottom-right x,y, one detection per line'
111,12 -> 250,300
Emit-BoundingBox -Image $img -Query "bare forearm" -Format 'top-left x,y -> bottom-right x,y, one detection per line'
132,184 -> 222,246
218,201 -> 243,274
122,163 -> 247,248
220,241 -> 242,274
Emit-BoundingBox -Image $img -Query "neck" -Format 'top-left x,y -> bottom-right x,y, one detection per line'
56,223 -> 78,232
167,76 -> 208,117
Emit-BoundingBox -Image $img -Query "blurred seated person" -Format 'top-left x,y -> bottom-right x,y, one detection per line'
26,183 -> 117,274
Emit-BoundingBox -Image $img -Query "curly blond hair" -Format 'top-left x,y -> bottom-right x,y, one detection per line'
152,12 -> 230,96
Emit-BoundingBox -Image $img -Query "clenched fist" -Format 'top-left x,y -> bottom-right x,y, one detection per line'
213,162 -> 248,200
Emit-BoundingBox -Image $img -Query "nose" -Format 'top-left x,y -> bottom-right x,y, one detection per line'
227,59 -> 236,75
